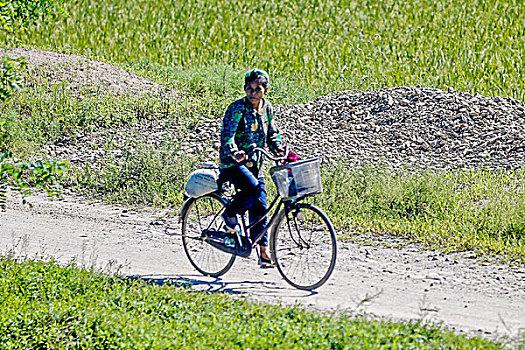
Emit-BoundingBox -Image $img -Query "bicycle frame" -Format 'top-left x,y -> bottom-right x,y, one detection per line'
233,192 -> 281,249
214,189 -> 310,252
200,145 -> 308,252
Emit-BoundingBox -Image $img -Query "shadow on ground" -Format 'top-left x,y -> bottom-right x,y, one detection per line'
128,273 -> 318,298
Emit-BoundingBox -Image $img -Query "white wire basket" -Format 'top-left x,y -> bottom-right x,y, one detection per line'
269,158 -> 322,200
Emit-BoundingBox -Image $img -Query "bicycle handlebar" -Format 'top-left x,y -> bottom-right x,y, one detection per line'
249,144 -> 289,163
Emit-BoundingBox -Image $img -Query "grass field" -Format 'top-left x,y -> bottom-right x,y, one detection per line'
5,74 -> 525,262
0,256 -> 510,349
2,0 -> 524,102
316,165 -> 525,262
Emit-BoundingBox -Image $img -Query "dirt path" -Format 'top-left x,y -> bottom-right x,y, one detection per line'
1,192 -> 524,344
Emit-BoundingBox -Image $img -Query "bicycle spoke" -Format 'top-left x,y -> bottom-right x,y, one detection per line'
181,194 -> 236,277
272,204 -> 336,290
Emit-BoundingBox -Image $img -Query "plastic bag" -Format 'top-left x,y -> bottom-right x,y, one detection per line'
185,168 -> 219,197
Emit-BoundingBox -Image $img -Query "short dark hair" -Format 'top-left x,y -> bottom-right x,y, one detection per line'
244,68 -> 269,88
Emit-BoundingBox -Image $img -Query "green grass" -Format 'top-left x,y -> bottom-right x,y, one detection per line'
71,136 -> 198,207
1,57 -> 523,262
68,137 -> 525,262
5,81 -> 211,145
316,165 -> 525,262
0,256 -> 511,349
2,0 -> 525,102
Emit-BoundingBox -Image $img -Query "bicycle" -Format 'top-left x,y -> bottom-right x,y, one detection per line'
180,147 -> 337,290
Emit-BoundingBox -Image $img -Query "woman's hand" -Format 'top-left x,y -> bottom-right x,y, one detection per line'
232,150 -> 247,162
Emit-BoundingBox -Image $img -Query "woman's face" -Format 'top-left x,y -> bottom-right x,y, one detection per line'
245,79 -> 268,108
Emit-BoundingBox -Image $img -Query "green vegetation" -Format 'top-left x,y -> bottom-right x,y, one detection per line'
5,68 -> 525,261
66,131 -> 525,262
0,256 -> 509,349
1,0 -> 65,205
1,0 -> 64,101
0,55 -> 26,101
2,0 -> 525,101
74,136 -> 197,206
1,0 -> 63,33
317,165 -> 525,262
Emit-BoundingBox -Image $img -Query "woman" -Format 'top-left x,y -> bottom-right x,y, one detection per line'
219,68 -> 284,268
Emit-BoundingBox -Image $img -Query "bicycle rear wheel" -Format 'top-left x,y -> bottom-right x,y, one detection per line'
181,193 -> 236,277
271,203 -> 337,290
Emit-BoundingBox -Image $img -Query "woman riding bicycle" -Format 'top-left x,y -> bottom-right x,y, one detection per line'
219,68 -> 284,268
182,69 -> 335,288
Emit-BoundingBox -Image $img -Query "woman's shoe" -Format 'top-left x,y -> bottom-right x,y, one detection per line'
259,256 -> 275,268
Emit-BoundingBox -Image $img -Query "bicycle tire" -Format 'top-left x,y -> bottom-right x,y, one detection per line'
181,193 -> 236,277
270,203 -> 337,290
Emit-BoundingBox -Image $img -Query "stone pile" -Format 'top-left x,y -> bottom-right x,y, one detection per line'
2,48 -> 175,97
23,47 -> 523,171
276,86 -> 525,169
45,86 -> 525,172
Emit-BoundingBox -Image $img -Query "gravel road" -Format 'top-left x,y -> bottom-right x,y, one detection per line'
1,192 -> 524,345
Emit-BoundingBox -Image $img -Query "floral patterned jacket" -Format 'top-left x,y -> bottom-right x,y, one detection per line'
219,97 -> 282,169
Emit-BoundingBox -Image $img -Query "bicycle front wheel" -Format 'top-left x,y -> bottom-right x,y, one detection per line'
271,203 -> 337,290
181,193 -> 236,277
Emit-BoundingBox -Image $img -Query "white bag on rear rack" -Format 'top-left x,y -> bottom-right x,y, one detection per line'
184,167 -> 219,198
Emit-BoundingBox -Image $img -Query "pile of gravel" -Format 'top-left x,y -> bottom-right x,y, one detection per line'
49,86 -> 525,173
2,48 -> 175,98
277,86 -> 525,170
43,85 -> 525,173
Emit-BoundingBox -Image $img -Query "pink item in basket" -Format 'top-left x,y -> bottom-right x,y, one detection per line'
282,150 -> 300,164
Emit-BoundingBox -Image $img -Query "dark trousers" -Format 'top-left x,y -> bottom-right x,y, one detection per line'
220,165 -> 268,246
